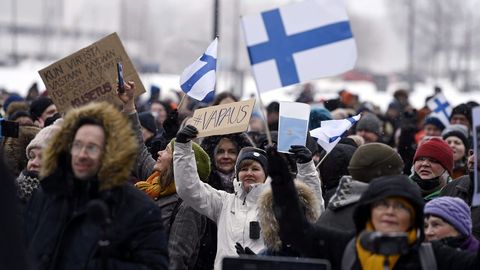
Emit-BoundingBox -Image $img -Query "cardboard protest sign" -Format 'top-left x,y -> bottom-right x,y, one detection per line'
277,102 -> 310,153
472,107 -> 480,207
39,32 -> 145,113
190,99 -> 256,137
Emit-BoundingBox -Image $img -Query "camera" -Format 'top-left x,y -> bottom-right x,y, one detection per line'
359,231 -> 409,256
0,118 -> 19,138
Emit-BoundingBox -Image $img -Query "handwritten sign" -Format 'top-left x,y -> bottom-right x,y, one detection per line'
190,99 -> 256,137
38,32 -> 145,113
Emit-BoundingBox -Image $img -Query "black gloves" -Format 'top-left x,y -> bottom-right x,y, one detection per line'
163,109 -> 179,141
266,145 -> 294,185
289,145 -> 312,164
176,125 -> 198,143
235,242 -> 256,256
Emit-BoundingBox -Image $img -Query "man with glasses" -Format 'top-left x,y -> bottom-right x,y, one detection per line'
24,102 -> 169,270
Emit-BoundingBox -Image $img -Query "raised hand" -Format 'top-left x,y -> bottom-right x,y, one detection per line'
289,145 -> 312,164
176,125 -> 198,143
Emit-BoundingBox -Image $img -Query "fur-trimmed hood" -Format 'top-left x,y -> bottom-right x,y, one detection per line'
40,102 -> 138,191
258,180 -> 321,251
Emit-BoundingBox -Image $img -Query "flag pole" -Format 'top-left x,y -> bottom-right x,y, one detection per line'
177,93 -> 187,111
255,88 -> 273,145
315,151 -> 329,169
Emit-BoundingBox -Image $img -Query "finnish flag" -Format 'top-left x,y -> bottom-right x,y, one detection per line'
180,38 -> 218,102
241,0 -> 357,92
310,114 -> 361,153
427,92 -> 452,128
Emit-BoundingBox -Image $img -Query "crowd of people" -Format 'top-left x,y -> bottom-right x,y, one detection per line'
0,81 -> 479,270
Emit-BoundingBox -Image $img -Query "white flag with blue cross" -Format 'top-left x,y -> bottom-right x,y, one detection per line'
310,114 -> 361,153
241,0 -> 357,92
180,38 -> 218,102
426,92 -> 452,128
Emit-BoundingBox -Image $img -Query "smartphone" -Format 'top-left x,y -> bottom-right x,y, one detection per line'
117,62 -> 125,94
359,231 -> 408,256
249,221 -> 260,240
0,118 -> 19,138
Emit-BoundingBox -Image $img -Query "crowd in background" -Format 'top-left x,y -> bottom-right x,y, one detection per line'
0,81 -> 479,270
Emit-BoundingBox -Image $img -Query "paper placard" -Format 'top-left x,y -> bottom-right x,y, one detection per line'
190,99 -> 256,137
472,106 -> 480,207
39,32 -> 145,113
278,101 -> 310,153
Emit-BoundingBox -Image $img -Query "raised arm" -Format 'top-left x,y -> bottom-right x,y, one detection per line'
117,81 -> 155,180
289,145 -> 325,211
173,125 -> 226,223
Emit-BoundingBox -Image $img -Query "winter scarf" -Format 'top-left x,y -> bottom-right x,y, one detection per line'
135,171 -> 176,200
356,221 -> 417,270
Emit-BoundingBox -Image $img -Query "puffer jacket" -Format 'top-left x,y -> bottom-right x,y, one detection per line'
316,175 -> 368,232
25,102 -> 169,270
173,141 -> 323,270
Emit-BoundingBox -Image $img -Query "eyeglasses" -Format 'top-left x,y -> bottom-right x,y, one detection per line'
70,141 -> 103,157
372,199 -> 410,213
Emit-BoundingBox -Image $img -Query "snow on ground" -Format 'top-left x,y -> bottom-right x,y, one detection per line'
1,62 -> 479,112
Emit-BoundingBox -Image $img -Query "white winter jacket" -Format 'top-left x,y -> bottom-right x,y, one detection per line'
173,141 -> 324,270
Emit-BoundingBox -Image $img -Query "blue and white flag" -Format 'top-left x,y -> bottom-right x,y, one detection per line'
241,0 -> 357,92
180,38 -> 218,102
427,92 -> 452,128
310,114 -> 361,153
277,101 -> 311,153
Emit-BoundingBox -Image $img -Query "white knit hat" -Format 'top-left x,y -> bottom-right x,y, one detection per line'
26,119 -> 63,158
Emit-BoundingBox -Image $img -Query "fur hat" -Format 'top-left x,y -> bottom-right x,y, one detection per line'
26,119 -> 63,159
356,113 -> 382,136
442,124 -> 469,150
170,139 -> 211,182
29,97 -> 54,121
2,125 -> 40,175
3,94 -> 24,113
425,197 -> 472,237
414,138 -> 453,175
348,143 -> 404,183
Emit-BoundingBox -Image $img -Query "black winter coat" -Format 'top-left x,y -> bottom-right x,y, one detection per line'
25,175 -> 169,270
271,174 -> 480,270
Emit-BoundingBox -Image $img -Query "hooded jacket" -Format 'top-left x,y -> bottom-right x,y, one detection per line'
173,141 -> 323,270
271,173 -> 480,270
317,175 -> 368,232
25,102 -> 169,270
258,180 -> 320,255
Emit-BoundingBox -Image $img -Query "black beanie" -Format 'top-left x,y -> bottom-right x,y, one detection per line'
348,143 -> 404,183
138,112 -> 158,134
30,97 -> 54,121
450,103 -> 472,126
235,147 -> 268,176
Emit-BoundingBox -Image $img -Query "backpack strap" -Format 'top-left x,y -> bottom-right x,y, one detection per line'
341,237 -> 357,270
418,242 -> 437,270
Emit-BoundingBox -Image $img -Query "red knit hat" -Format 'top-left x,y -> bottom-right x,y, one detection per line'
413,138 -> 453,175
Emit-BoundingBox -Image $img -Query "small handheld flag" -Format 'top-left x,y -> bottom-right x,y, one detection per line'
426,92 -> 452,128
310,114 -> 361,154
180,38 -> 218,103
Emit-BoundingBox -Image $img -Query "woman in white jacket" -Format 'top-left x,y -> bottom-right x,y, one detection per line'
173,125 -> 324,270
